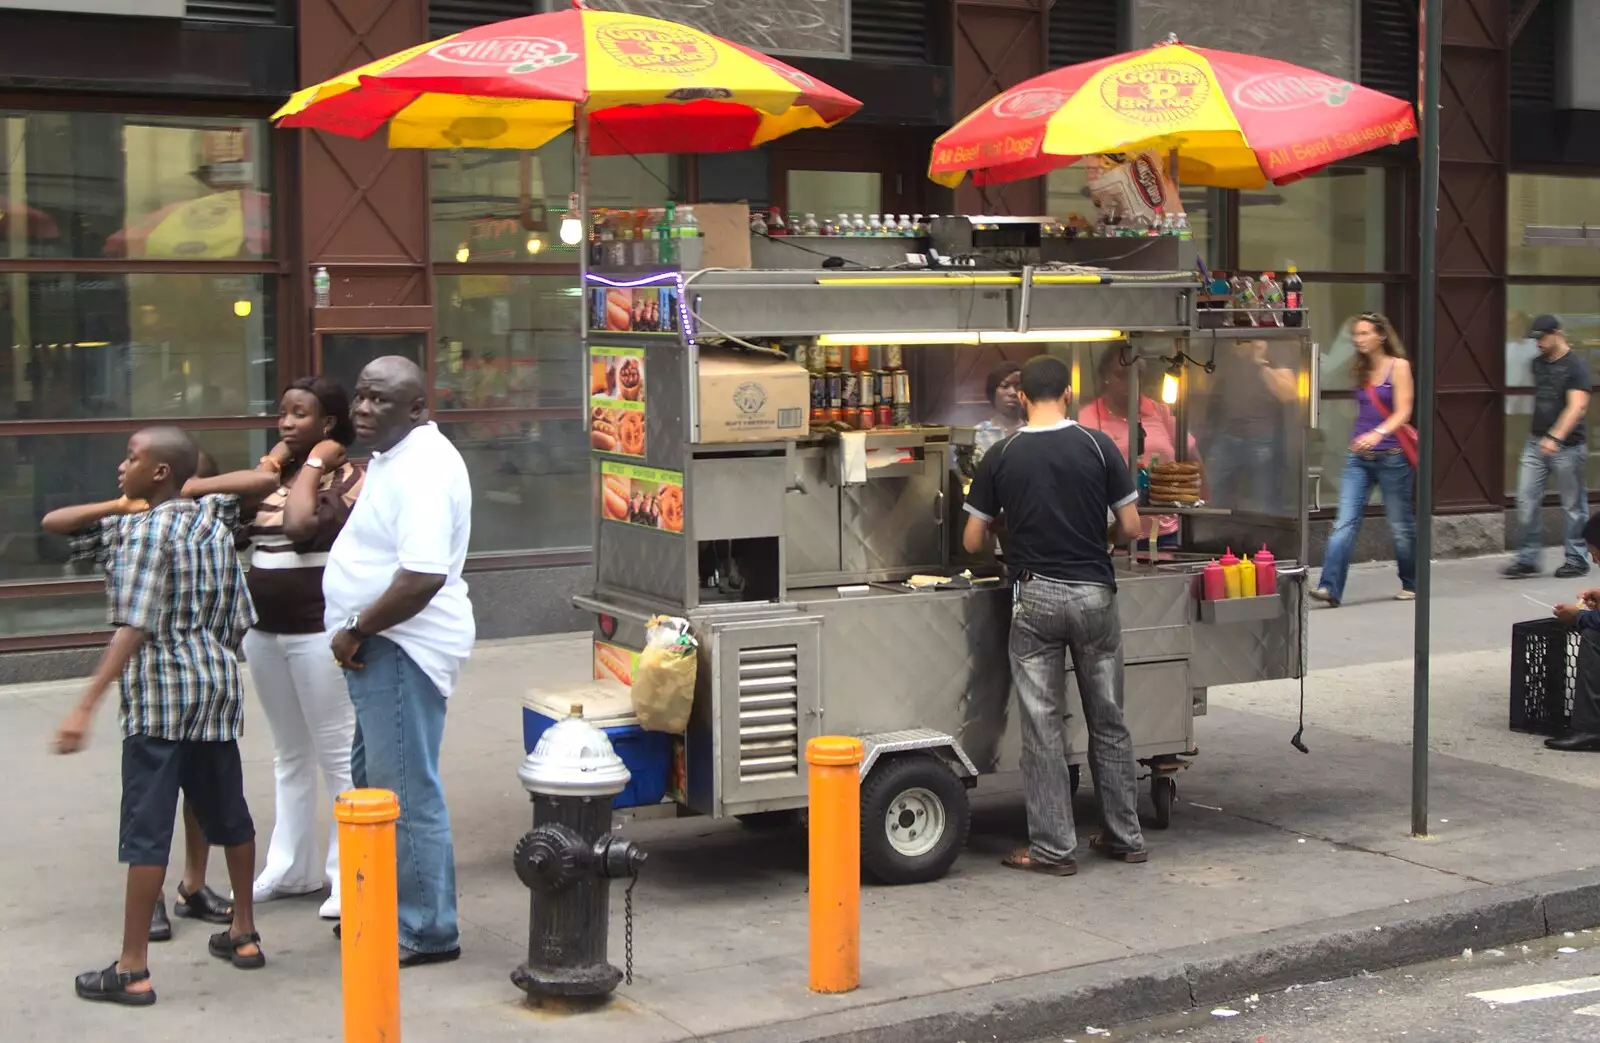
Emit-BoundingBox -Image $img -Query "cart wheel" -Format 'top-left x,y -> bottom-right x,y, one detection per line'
1069,764 -> 1081,796
1150,775 -> 1176,831
859,755 -> 971,885
735,809 -> 805,831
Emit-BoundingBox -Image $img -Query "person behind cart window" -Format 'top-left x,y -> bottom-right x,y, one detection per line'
1310,312 -> 1417,607
1548,514 -> 1600,752
1201,333 -> 1297,514
961,355 -> 1148,875
1079,345 -> 1202,551
957,361 -> 1025,480
1505,314 -> 1592,580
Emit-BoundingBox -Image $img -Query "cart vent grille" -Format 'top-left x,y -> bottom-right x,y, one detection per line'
736,644 -> 800,781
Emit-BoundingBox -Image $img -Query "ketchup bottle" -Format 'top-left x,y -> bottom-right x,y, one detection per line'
1220,547 -> 1243,599
1202,559 -> 1226,601
1253,544 -> 1277,597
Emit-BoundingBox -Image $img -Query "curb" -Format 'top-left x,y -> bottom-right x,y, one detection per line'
702,869 -> 1600,1043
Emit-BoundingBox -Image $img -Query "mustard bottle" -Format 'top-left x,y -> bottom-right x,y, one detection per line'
1238,553 -> 1257,600
1220,547 -> 1243,599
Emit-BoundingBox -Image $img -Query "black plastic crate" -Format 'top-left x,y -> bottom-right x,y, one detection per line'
1509,618 -> 1578,735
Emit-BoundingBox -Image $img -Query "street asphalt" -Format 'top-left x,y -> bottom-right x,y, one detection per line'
2,554 -> 1597,1043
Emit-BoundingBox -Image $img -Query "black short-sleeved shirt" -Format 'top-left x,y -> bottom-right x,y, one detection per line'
1531,350 -> 1592,446
963,420 -> 1138,588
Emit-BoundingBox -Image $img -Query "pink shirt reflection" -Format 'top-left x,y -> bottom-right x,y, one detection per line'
1078,396 -> 1199,537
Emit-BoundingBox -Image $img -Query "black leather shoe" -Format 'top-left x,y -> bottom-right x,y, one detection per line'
149,900 -> 172,943
1545,733 -> 1600,752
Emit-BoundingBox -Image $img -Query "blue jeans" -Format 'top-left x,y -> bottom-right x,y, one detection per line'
1009,577 -> 1143,863
1317,451 -> 1417,603
1515,439 -> 1589,570
346,636 -> 460,954
1208,432 -> 1277,513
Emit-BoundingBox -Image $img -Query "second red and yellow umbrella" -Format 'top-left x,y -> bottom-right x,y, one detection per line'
273,8 -> 860,152
929,40 -> 1415,189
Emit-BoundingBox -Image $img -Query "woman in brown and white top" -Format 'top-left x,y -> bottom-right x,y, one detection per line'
187,377 -> 363,921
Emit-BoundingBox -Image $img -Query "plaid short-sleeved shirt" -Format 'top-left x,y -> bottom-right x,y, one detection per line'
70,496 -> 257,741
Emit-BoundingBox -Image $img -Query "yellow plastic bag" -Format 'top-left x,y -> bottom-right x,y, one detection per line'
630,615 -> 699,734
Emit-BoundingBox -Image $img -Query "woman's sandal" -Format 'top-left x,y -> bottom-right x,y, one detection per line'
208,929 -> 266,970
1001,850 -> 1078,876
1088,832 -> 1149,863
74,963 -> 156,1006
175,883 -> 234,925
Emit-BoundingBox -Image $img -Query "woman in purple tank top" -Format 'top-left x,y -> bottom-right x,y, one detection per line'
1312,312 -> 1416,607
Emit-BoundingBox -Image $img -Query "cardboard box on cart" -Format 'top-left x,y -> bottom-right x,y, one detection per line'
697,346 -> 810,444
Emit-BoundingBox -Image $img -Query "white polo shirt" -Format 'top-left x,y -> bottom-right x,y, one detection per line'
324,422 -> 475,697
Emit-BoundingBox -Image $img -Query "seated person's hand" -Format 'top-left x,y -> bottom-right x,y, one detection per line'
1581,588 -> 1600,609
1555,603 -> 1583,627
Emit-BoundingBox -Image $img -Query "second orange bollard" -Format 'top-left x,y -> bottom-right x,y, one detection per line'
807,736 -> 864,994
336,788 -> 402,1043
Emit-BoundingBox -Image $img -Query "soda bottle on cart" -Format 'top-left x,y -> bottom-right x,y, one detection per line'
1283,265 -> 1304,327
750,209 -> 767,235
802,213 -> 821,236
1259,272 -> 1285,327
767,208 -> 788,235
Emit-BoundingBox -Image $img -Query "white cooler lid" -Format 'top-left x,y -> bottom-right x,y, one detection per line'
524,678 -> 638,728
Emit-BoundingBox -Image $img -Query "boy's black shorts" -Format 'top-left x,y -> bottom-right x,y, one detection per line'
120,735 -> 255,866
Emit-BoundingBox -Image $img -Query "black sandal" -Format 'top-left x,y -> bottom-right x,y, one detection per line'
75,963 -> 156,1006
175,883 -> 234,924
208,929 -> 266,970
149,899 -> 172,943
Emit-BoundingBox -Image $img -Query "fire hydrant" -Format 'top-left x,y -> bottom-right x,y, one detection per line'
512,703 -> 647,1000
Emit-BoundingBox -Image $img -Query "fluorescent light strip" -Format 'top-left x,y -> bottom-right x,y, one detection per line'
816,330 -> 1123,346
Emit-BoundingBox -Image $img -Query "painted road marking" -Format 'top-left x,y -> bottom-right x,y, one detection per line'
1575,1003 -> 1600,1017
1470,976 -> 1600,1005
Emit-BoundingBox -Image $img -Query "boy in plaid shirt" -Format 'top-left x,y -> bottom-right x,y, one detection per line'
43,427 -> 264,1006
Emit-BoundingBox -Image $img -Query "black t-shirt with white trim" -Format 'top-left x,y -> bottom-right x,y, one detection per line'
963,420 -> 1137,589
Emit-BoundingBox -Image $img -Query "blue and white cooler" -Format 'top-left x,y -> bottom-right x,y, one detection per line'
521,679 -> 671,810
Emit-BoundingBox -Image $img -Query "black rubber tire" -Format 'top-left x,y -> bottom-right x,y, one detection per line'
735,809 -> 805,831
859,754 -> 971,885
1150,775 -> 1176,831
1069,764 -> 1082,795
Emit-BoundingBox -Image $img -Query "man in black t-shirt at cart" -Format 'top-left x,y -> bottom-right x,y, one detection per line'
962,355 -> 1147,875
1506,315 -> 1592,580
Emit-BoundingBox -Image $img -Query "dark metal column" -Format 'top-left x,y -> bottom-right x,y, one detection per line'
1413,0 -> 1441,839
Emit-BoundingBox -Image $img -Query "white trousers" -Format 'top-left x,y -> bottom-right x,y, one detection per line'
243,628 -> 355,895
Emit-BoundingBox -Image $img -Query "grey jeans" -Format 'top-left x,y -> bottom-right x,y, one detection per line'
1009,576 -> 1144,863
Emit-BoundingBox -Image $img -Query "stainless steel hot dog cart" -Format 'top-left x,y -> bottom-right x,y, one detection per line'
575,231 -> 1312,885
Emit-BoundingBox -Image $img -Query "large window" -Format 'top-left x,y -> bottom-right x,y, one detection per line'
430,143 -> 675,558
1235,166 -> 1403,506
1507,174 -> 1600,499
0,110 -> 277,642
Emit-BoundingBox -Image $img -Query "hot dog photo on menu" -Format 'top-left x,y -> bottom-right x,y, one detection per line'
589,345 -> 646,457
590,285 -> 680,334
600,461 -> 684,534
594,640 -> 639,687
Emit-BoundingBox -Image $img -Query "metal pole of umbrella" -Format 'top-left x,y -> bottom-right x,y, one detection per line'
1412,0 -> 1443,838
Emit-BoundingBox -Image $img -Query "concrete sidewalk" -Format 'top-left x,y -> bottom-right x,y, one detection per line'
4,557 -> 1597,1042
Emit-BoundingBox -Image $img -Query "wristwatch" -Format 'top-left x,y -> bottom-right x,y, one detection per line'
342,613 -> 367,640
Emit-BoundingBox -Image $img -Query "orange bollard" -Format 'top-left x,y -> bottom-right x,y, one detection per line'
807,736 -> 864,994
336,788 -> 401,1043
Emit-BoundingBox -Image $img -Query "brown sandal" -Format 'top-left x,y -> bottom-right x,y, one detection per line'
1089,833 -> 1149,863
1001,851 -> 1078,876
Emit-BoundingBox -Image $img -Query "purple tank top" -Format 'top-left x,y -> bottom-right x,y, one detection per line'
1355,372 -> 1400,451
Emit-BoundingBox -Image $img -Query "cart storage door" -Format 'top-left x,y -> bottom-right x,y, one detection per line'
707,616 -> 824,815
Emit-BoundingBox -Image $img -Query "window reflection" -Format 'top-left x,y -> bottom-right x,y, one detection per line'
1238,166 -> 1393,273
0,112 -> 272,260
0,428 -> 267,591
0,273 -> 276,419
1506,285 -> 1600,386
1509,174 -> 1600,278
430,140 -> 673,265
434,275 -> 582,410
437,419 -> 590,552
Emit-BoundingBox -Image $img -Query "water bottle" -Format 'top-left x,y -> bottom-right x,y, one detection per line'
313,266 -> 331,309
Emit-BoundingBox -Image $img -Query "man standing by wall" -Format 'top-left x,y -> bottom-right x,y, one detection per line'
960,355 -> 1147,875
1506,315 -> 1591,580
324,357 -> 475,965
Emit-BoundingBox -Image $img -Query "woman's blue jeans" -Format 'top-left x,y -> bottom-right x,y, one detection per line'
346,636 -> 460,954
1316,451 -> 1417,603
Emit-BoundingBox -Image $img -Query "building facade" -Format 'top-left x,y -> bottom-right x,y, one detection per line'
0,0 -> 1577,675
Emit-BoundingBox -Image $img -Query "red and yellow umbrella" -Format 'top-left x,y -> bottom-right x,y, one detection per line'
273,7 -> 860,153
929,40 -> 1416,190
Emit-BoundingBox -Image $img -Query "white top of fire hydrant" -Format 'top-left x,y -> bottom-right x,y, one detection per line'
518,703 -> 633,798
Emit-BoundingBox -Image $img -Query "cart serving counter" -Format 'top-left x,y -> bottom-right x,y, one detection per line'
575,256 -> 1311,885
